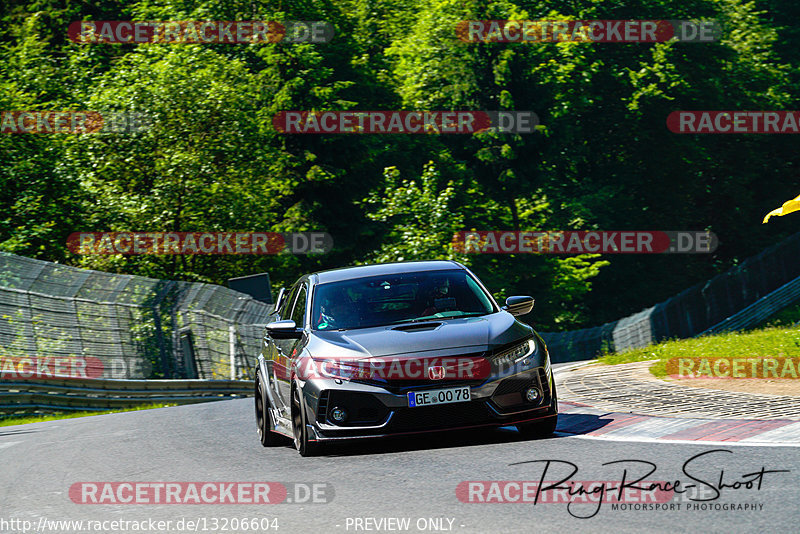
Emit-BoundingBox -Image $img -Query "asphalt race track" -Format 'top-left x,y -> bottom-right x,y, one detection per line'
0,365 -> 797,534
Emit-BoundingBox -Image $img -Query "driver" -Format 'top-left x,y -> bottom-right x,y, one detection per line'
421,277 -> 451,317
318,288 -> 361,329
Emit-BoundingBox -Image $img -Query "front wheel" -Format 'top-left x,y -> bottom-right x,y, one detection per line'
255,371 -> 281,447
292,386 -> 323,457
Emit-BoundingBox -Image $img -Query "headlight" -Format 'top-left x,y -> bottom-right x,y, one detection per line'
312,359 -> 374,381
493,338 -> 536,369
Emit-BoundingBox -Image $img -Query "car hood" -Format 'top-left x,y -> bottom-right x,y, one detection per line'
306,312 -> 532,359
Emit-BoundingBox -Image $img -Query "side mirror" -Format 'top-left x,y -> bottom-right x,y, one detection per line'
265,319 -> 302,339
503,296 -> 534,317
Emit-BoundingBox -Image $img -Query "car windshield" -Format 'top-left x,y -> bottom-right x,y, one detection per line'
311,269 -> 496,331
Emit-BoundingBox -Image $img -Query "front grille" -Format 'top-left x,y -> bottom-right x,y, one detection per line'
390,401 -> 493,432
351,351 -> 488,392
356,378 -> 485,393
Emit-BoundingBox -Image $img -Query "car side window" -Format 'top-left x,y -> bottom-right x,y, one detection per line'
290,285 -> 308,327
273,287 -> 287,316
280,284 -> 300,321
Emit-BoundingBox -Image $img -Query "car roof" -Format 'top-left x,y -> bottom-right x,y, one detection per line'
311,260 -> 464,284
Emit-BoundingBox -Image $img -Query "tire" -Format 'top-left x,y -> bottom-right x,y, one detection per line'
255,371 -> 281,447
292,385 -> 323,457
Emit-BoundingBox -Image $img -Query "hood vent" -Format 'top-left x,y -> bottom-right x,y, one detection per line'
390,322 -> 443,332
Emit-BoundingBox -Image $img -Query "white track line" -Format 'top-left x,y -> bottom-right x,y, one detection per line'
552,361 -> 597,375
556,432 -> 800,447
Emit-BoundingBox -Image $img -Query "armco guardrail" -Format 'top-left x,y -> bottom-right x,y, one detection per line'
541,230 -> 800,362
0,378 -> 253,415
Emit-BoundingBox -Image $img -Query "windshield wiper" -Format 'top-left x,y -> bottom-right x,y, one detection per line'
387,312 -> 486,326
433,312 -> 487,320
385,317 -> 439,326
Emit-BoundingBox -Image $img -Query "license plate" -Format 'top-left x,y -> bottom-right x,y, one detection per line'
407,386 -> 471,407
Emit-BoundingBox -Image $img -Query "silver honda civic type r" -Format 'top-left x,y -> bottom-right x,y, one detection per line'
254,260 -> 557,456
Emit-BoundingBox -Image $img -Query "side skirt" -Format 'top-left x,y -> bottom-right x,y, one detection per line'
271,409 -> 294,439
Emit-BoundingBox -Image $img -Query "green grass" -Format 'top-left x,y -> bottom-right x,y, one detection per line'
597,324 -> 800,378
0,403 -> 178,427
754,303 -> 800,329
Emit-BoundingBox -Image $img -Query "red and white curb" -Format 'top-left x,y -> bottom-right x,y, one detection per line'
556,401 -> 800,446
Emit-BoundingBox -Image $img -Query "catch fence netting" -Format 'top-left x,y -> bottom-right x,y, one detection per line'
541,231 -> 800,362
4,229 -> 800,374
0,252 -> 272,379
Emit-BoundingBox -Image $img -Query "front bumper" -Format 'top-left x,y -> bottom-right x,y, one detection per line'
299,366 -> 557,441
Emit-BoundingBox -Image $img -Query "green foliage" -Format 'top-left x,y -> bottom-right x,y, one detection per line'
754,303 -> 800,329
363,162 -> 466,263
1,0 -> 800,331
598,325 -> 800,379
